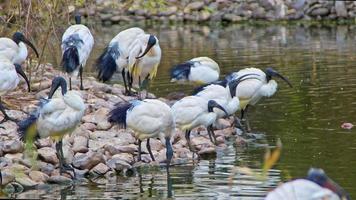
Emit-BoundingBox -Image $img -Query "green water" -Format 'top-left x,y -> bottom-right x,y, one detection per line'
4,22 -> 356,199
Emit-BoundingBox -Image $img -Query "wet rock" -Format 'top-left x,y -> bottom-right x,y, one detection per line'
38,147 -> 59,165
29,171 -> 49,183
0,171 -> 15,185
15,176 -> 38,188
185,2 -> 205,11
104,144 -> 137,155
198,147 -> 216,155
160,6 -> 178,16
191,136 -> 213,149
335,1 -> 347,18
90,163 -> 109,175
107,158 -> 132,171
222,13 -> 242,22
38,161 -> 55,176
35,138 -> 53,148
4,182 -> 24,194
47,175 -> 73,184
72,151 -> 105,170
72,136 -> 89,153
112,153 -> 135,164
3,140 -> 23,154
310,7 -> 329,17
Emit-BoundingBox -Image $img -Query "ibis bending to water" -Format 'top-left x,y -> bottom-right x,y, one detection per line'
108,99 -> 174,170
0,57 -> 30,123
225,67 -> 293,131
172,96 -> 228,149
97,27 -> 161,95
266,168 -> 350,200
0,32 -> 39,65
61,14 -> 94,90
170,57 -> 220,85
18,76 -> 85,177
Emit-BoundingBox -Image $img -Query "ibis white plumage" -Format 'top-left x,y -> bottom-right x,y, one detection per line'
97,27 -> 161,94
225,67 -> 293,131
172,96 -> 227,148
18,76 -> 85,177
266,168 -> 350,200
0,57 -> 30,123
170,57 -> 220,85
61,14 -> 94,90
108,99 -> 174,170
0,32 -> 39,65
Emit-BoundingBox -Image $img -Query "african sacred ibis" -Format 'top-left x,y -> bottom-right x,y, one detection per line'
108,99 -> 174,170
61,14 -> 94,90
170,57 -> 220,85
0,57 -> 30,123
172,96 -> 228,148
0,32 -> 39,65
97,27 -> 161,95
18,76 -> 85,177
266,168 -> 350,200
225,67 -> 292,131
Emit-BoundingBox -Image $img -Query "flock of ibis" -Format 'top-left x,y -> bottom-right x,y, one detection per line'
0,14 -> 350,199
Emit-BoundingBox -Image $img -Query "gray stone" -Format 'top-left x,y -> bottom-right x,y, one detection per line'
15,176 -> 38,187
38,147 -> 59,165
0,171 -> 15,185
335,1 -> 347,18
310,7 -> 329,17
107,158 -> 132,171
47,175 -> 73,184
3,140 -> 23,154
3,182 -> 24,194
185,2 -> 205,11
90,163 -> 109,175
72,151 -> 105,170
29,171 -> 49,183
72,136 -> 89,153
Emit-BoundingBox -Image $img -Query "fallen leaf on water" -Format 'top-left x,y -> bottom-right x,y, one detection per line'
341,122 -> 354,130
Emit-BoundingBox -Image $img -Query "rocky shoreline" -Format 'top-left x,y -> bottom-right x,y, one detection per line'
0,64 -> 244,194
87,0 -> 356,24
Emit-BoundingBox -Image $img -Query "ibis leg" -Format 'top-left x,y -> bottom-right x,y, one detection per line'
56,140 -> 75,178
165,137 -> 173,172
146,138 -> 155,161
137,139 -> 142,161
121,68 -> 129,95
79,65 -> 84,90
127,71 -> 133,95
185,130 -> 194,152
240,105 -> 251,133
0,170 -> 2,185
208,125 -> 217,145
69,77 -> 72,91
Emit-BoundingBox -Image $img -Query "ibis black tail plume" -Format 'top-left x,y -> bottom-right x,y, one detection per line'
192,79 -> 228,95
108,101 -> 133,129
61,46 -> 79,73
96,44 -> 119,82
170,61 -> 193,81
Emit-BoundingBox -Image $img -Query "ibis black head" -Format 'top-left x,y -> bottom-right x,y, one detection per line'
307,168 -> 350,200
12,32 -> 39,58
265,67 -> 292,88
48,76 -> 67,99
136,35 -> 157,59
75,13 -> 81,24
208,100 -> 228,116
14,64 -> 31,92
228,73 -> 261,97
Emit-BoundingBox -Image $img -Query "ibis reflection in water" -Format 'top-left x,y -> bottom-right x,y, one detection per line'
108,99 -> 174,170
97,27 -> 161,95
170,57 -> 220,85
18,76 -> 85,177
61,14 -> 94,90
225,67 -> 293,131
266,168 -> 350,200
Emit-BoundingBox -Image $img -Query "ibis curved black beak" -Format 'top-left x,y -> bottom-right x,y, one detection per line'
15,64 -> 31,92
136,35 -> 156,59
307,168 -> 350,200
228,73 -> 261,97
208,100 -> 228,116
265,67 -> 293,88
22,37 -> 39,58
48,76 -> 67,99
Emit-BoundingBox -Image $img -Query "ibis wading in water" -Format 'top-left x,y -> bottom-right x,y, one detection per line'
172,96 -> 228,148
170,57 -> 220,85
97,27 -> 161,95
0,57 -> 30,123
266,168 -> 350,200
108,99 -> 174,170
0,32 -> 39,65
61,14 -> 94,90
18,76 -> 85,177
225,67 -> 292,131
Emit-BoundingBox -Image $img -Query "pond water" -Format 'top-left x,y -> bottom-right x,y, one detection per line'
3,21 -> 356,199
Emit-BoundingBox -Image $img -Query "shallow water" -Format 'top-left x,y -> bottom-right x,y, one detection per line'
3,21 -> 356,199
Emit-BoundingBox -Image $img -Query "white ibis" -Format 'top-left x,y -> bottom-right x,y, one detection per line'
225,67 -> 292,131
0,57 -> 30,123
97,27 -> 144,85
0,32 -> 39,65
266,168 -> 350,200
61,14 -> 94,90
108,99 -> 174,170
170,57 -> 220,85
172,96 -> 228,148
18,76 -> 85,177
